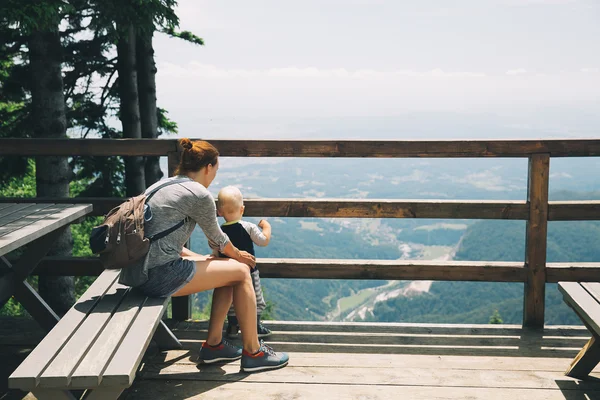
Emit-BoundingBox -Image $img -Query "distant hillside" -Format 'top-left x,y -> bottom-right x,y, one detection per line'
366,191 -> 600,325
190,217 -> 399,319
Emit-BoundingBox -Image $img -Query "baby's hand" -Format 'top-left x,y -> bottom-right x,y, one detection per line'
258,219 -> 270,229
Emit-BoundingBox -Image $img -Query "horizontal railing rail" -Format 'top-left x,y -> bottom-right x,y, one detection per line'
1,197 -> 599,220
1,138 -> 600,157
2,138 -> 599,327
32,257 -> 600,283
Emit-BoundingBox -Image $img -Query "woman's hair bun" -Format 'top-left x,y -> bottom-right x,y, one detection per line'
180,138 -> 193,150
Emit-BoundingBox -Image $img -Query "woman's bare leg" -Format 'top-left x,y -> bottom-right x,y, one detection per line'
172,256 -> 260,353
206,286 -> 233,345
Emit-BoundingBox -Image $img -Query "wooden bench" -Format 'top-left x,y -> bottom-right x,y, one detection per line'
8,269 -> 182,400
558,282 -> 600,379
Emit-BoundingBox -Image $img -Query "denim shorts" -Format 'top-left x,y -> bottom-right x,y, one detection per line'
137,258 -> 196,298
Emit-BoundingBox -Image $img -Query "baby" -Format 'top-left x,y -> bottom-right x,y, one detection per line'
216,186 -> 272,338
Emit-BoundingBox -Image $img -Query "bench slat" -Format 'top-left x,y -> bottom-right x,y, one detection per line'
0,204 -> 91,256
582,283 -> 600,304
100,296 -> 169,387
8,270 -> 120,391
0,203 -> 18,213
38,280 -> 129,388
0,204 -> 69,238
70,289 -> 146,389
0,203 -> 53,228
559,282 -> 600,336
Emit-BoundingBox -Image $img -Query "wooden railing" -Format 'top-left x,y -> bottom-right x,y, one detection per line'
1,138 -> 600,327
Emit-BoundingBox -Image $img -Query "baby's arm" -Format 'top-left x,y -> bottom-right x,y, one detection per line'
242,220 -> 270,247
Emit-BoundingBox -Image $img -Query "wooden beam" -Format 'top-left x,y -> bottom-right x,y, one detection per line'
4,198 -> 599,221
523,154 -> 550,328
0,138 -> 176,156
1,138 -> 599,157
210,139 -> 600,158
546,263 -> 600,282
548,201 -> 600,221
32,257 -> 600,283
0,198 -> 531,220
33,257 -> 527,282
243,199 -> 529,219
171,297 -> 192,322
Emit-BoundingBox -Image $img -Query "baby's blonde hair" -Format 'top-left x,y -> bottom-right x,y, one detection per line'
217,186 -> 244,216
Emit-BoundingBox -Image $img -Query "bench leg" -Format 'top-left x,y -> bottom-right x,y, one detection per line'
83,387 -> 125,400
152,320 -> 183,351
32,389 -> 77,400
565,335 -> 600,379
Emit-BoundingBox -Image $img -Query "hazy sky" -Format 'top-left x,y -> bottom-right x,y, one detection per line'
152,1 -> 599,124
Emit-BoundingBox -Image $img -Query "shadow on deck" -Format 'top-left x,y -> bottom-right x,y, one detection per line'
2,317 -> 600,399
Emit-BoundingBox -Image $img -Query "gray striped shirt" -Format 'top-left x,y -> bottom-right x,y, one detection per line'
119,176 -> 230,287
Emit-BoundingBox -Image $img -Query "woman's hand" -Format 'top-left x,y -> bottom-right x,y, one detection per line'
236,250 -> 256,269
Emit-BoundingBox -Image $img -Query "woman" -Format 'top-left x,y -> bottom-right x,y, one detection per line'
119,138 -> 289,373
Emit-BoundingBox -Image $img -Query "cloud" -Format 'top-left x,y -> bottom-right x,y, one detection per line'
506,68 -> 527,75
159,62 -> 487,80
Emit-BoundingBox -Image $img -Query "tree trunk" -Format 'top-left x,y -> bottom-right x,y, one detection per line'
136,28 -> 163,186
28,30 -> 75,316
117,24 -> 145,197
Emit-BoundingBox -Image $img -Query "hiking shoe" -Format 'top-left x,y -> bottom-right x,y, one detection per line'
198,339 -> 242,364
240,340 -> 289,373
226,322 -> 240,338
257,322 -> 272,338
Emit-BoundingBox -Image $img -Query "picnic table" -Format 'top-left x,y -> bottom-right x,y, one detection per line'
0,202 -> 93,330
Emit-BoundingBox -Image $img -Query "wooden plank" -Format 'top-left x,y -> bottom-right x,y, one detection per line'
139,363 -> 600,390
0,203 -> 17,213
148,351 -> 585,371
0,197 -> 532,220
243,199 -> 529,219
100,296 -> 169,387
170,320 -> 588,337
172,329 -> 585,349
38,281 -> 129,388
152,320 -> 183,351
0,203 -> 46,226
34,256 -> 527,282
123,380 -> 600,400
548,201 -> 600,221
69,289 -> 146,389
523,154 -> 550,328
559,282 -> 600,337
564,336 -> 600,378
1,138 -> 599,157
0,138 -> 176,156
8,270 -> 120,391
13,280 -> 60,332
546,263 -> 600,282
208,139 -> 598,158
171,296 -> 192,321
582,283 -> 600,304
0,204 -> 92,256
0,204 -> 69,238
5,198 -> 600,221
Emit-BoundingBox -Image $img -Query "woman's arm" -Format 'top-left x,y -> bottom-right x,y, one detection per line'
181,246 -> 200,257
189,193 -> 255,268
220,241 -> 256,268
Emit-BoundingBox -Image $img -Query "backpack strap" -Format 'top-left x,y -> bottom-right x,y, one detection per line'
145,177 -> 190,202
144,178 -> 191,242
146,218 -> 189,241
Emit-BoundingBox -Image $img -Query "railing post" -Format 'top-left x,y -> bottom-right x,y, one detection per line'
523,154 -> 550,328
167,149 -> 192,321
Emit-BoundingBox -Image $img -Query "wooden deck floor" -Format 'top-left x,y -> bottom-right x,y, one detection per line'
3,318 -> 600,399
